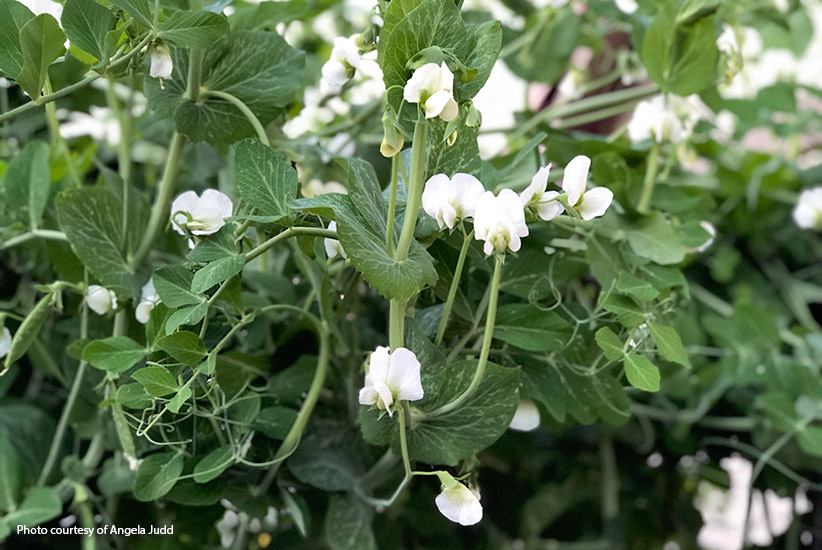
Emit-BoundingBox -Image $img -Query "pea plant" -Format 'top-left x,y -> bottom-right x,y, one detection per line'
1,0 -> 822,548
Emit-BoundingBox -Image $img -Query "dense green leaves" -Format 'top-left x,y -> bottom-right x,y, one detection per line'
57,188 -> 140,295
1,487 -> 61,531
234,139 -> 298,222
62,0 -> 117,62
627,213 -> 686,265
254,406 -> 297,439
158,11 -> 229,47
109,0 -> 153,28
134,452 -> 184,501
325,495 -> 377,550
145,31 -> 303,145
83,337 -> 147,373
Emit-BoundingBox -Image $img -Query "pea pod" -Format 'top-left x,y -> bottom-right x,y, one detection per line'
2,292 -> 54,375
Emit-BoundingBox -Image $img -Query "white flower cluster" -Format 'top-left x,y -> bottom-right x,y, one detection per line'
793,187 -> 822,230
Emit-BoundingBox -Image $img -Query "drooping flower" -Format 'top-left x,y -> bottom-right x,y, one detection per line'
358,346 -> 423,416
149,44 -> 173,80
434,472 -> 483,526
474,189 -> 529,255
508,399 -> 541,432
403,62 -> 459,122
321,35 -> 362,87
135,279 -> 160,324
561,155 -> 613,220
87,285 -> 118,315
422,173 -> 485,230
793,187 -> 822,230
520,164 -> 562,221
0,324 -> 11,359
170,190 -> 233,237
324,221 -> 346,259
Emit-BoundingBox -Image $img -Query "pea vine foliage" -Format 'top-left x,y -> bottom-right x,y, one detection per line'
0,0 -> 709,544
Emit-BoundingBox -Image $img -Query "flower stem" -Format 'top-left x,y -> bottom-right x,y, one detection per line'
425,255 -> 502,419
435,228 -> 473,346
394,121 -> 428,261
1,229 -> 68,250
385,154 -> 400,256
637,142 -> 660,214
245,226 -> 336,262
398,402 -> 412,478
201,90 -> 269,146
389,299 -> 405,350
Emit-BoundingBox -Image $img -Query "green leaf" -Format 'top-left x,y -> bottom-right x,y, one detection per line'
669,16 -> 718,96
62,0 -> 116,62
166,386 -> 191,413
641,5 -> 675,92
158,10 -> 228,47
647,320 -> 690,368
253,406 -> 297,439
133,452 -> 184,501
493,304 -> 573,352
109,0 -> 153,28
288,419 -> 365,491
111,402 -> 135,459
458,20 -> 501,98
145,31 -> 303,145
132,365 -> 178,397
187,223 -> 239,262
83,336 -> 147,373
193,445 -> 234,483
153,265 -> 203,308
191,254 -> 245,294
325,494 -> 376,550
0,433 -> 22,513
4,141 -> 50,230
16,14 -> 66,100
116,383 -> 153,409
57,188 -> 140,295
234,138 -> 298,222
595,327 -> 624,361
616,272 -> 660,302
0,0 -> 35,78
623,354 -> 660,392
798,426 -> 822,457
280,488 -> 307,537
156,331 -> 207,366
600,293 -> 645,328
165,302 -> 208,333
627,213 -> 686,265
2,487 -> 61,528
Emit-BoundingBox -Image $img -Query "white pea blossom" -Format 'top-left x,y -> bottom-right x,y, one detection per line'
321,35 -> 362,87
403,62 -> 459,122
358,346 -> 423,416
474,189 -> 529,255
520,164 -> 562,221
435,475 -> 483,526
149,44 -> 173,80
793,187 -> 822,230
615,0 -> 638,14
561,155 -> 613,220
508,399 -> 541,432
324,221 -> 346,259
170,190 -> 233,237
627,95 -> 686,144
0,325 -> 11,359
87,285 -> 118,315
135,279 -> 160,324
422,173 -> 485,230
301,179 -> 348,198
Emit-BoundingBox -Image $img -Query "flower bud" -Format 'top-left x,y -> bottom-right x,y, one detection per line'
87,285 -> 118,315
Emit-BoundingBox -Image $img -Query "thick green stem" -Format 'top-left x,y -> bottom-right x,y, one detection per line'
637,143 -> 660,214
435,229 -> 473,346
394,121 -> 428,261
389,300 -> 405,350
202,90 -> 269,146
386,154 -> 400,256
130,131 -> 185,267
185,48 -> 203,102
425,255 -> 502,418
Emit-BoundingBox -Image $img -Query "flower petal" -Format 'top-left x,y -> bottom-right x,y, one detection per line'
536,191 -> 563,221
578,187 -> 613,220
424,89 -> 453,119
0,327 -> 11,359
508,399 -> 541,431
438,97 -> 459,122
561,155 -> 591,206
170,191 -> 200,235
435,484 -> 483,526
387,347 -> 423,402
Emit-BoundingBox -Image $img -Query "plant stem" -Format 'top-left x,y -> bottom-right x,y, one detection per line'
394,121 -> 428,261
38,276 -> 90,487
130,131 -> 185,267
637,142 -> 660,214
0,33 -> 154,124
201,90 -> 270,146
389,299 -> 405,350
398,403 -> 412,478
43,78 -> 83,188
425,255 -> 502,419
552,100 -> 640,131
245,226 -> 337,262
105,76 -> 133,248
435,229 -> 473,346
386,154 -> 400,256
1,229 -> 68,250
252,310 -> 330,495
